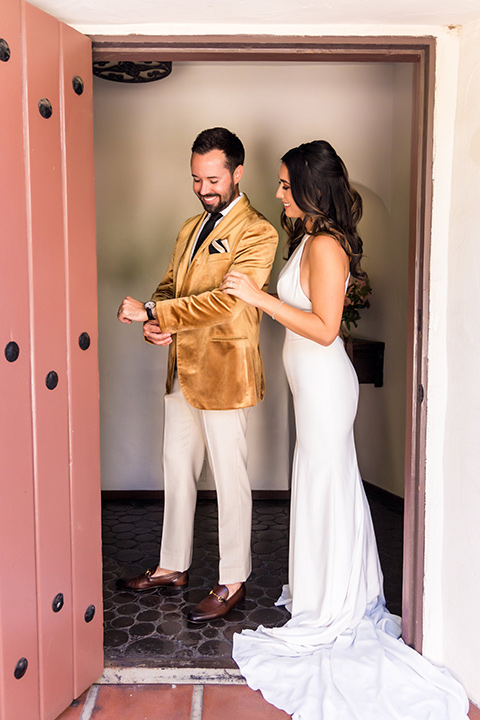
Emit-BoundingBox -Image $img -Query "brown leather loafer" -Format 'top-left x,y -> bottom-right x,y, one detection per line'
116,568 -> 188,591
187,583 -> 246,623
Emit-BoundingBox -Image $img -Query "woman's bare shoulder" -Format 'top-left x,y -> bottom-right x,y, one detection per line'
308,234 -> 348,263
309,233 -> 343,249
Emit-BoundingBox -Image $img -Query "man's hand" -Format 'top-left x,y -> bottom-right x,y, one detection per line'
117,296 -> 148,324
143,320 -> 173,346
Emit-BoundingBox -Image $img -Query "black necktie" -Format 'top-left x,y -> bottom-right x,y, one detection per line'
191,212 -> 222,259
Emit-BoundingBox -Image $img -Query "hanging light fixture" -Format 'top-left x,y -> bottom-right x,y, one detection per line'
92,60 -> 172,84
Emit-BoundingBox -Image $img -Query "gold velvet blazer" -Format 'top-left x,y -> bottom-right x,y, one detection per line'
151,195 -> 278,410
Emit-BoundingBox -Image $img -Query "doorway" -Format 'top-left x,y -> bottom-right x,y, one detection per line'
91,35 -> 434,656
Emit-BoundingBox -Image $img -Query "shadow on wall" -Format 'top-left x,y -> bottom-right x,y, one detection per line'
353,183 -> 408,498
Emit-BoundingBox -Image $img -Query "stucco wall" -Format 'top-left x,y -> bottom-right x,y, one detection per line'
94,60 -> 412,495
442,18 -> 480,702
416,24 -> 480,705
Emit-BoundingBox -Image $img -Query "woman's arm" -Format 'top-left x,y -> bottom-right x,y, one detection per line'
220,235 -> 348,347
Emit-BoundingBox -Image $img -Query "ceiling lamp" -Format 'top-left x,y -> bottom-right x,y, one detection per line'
92,60 -> 172,83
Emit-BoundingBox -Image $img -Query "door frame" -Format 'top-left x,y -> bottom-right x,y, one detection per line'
90,33 -> 435,653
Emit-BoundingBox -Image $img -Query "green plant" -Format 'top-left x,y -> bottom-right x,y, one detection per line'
342,275 -> 372,332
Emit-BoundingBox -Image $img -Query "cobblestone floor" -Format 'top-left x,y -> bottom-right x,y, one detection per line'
102,489 -> 403,667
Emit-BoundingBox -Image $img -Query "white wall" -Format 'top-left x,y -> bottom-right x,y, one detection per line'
416,24 -> 480,705
94,61 -> 412,494
354,64 -> 412,498
441,18 -> 480,702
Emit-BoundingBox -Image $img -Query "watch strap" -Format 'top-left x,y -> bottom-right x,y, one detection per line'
144,302 -> 155,321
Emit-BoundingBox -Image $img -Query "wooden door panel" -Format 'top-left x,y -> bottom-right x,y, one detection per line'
0,1 -> 40,718
59,23 -> 104,697
1,1 -> 102,718
23,4 -> 74,717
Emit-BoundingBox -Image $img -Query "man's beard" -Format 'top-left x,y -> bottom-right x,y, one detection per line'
198,181 -> 237,214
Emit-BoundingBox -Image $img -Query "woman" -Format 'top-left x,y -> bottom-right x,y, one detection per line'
220,141 -> 468,719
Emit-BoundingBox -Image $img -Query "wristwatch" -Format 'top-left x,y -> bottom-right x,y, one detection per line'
144,301 -> 156,321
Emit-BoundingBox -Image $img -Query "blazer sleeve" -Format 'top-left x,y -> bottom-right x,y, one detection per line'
150,250 -> 175,302
154,220 -> 278,333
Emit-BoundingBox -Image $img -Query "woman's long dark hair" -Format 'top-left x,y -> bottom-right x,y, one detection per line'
281,140 -> 365,279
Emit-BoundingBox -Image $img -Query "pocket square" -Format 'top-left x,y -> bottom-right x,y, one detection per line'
209,238 -> 230,254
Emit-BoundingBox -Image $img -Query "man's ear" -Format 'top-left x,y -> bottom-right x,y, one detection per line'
233,164 -> 244,185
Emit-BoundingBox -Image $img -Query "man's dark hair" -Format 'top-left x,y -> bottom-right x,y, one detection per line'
191,127 -> 245,173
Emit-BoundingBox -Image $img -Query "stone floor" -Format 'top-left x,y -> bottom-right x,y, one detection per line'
102,486 -> 404,668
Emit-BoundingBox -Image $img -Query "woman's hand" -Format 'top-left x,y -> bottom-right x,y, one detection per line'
220,270 -> 263,308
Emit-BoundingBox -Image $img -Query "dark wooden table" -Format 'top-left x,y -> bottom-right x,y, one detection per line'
344,337 -> 385,387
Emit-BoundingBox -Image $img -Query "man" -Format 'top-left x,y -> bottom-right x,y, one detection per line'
117,128 -> 278,622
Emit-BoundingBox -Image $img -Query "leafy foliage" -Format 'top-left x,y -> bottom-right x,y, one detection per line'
342,276 -> 372,332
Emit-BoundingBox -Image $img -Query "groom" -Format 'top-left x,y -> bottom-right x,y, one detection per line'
117,127 -> 278,622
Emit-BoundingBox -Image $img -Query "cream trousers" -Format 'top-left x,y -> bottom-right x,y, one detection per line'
159,375 -> 252,585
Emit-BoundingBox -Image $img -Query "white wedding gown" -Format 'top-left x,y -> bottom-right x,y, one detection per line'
233,236 -> 468,719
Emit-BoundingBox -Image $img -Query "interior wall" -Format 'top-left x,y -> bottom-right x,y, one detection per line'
353,64 -> 412,497
93,61 -> 412,494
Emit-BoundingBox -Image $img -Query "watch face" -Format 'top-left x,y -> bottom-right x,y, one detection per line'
145,301 -> 155,309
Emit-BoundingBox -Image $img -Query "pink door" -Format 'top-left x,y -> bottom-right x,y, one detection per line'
0,1 -> 103,718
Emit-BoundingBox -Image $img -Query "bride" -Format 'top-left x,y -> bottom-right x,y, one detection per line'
220,140 -> 468,719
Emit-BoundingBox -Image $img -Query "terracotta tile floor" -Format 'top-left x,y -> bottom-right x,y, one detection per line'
56,683 -> 289,719
56,685 -> 479,719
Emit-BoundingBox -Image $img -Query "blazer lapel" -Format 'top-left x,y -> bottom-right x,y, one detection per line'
176,213 -> 206,295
